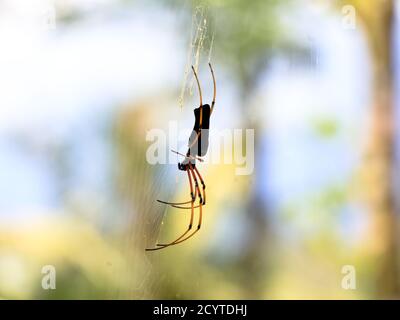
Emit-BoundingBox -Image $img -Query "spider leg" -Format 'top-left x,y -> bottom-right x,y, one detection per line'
157,199 -> 192,206
171,149 -> 204,162
167,167 -> 205,208
156,165 -> 203,247
145,169 -> 196,251
192,65 -> 202,107
156,167 -> 197,206
168,203 -> 202,209
193,166 -> 206,205
186,65 -> 204,150
153,168 -> 199,248
209,63 -> 216,115
189,165 -> 202,205
158,192 -> 202,246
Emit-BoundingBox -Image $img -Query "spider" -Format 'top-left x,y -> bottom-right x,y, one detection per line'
146,63 -> 216,251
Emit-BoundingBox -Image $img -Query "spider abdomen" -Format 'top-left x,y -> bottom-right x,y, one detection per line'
189,104 -> 211,157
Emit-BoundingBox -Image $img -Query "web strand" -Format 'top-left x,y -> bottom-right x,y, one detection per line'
178,6 -> 214,110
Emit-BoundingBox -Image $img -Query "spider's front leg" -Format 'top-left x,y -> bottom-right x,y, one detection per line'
156,160 -> 198,206
156,163 -> 203,247
145,168 -> 196,251
193,166 -> 206,205
166,166 -> 206,209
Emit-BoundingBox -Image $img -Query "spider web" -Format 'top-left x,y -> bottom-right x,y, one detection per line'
123,7 -> 216,298
178,5 -> 215,109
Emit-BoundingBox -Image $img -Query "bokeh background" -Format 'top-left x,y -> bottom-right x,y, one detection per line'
0,0 -> 399,299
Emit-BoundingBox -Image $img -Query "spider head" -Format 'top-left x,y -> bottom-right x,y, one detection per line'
178,159 -> 196,171
178,162 -> 187,171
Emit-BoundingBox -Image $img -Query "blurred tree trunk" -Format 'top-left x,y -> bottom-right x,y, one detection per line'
350,0 -> 399,297
236,73 -> 272,298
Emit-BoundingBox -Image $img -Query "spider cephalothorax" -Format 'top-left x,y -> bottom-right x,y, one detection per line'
146,63 -> 216,251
